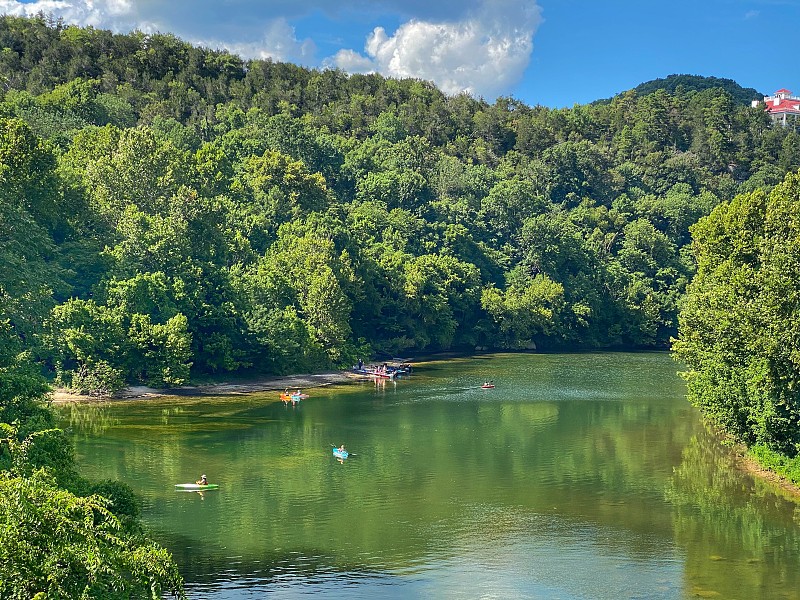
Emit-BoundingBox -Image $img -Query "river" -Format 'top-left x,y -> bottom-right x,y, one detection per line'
58,352 -> 800,599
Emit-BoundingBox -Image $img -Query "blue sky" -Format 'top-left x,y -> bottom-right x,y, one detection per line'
4,0 -> 798,107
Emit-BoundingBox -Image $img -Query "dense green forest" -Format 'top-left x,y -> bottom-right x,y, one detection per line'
0,14 -> 798,399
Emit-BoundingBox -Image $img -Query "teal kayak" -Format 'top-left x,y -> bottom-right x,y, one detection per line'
175,483 -> 219,490
332,447 -> 349,459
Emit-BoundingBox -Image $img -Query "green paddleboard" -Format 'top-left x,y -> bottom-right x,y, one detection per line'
174,483 -> 219,490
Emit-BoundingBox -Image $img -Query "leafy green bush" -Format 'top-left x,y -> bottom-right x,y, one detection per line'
89,479 -> 141,519
748,444 -> 800,486
69,360 -> 126,397
0,472 -> 185,599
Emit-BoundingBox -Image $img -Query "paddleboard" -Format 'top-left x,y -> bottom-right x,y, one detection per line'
175,483 -> 219,490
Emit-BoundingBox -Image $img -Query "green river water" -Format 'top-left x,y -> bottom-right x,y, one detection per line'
58,352 -> 800,599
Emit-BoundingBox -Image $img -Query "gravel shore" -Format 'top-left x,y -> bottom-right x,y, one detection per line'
51,371 -> 362,404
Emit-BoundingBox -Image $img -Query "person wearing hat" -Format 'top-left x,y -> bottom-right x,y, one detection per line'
196,474 -> 209,486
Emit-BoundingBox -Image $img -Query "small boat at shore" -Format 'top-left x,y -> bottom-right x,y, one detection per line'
280,392 -> 308,403
352,360 -> 412,379
352,367 -> 397,379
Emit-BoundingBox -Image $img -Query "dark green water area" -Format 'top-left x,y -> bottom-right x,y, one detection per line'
59,352 -> 800,599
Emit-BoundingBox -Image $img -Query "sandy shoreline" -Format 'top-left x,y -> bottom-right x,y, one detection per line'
51,371 -> 362,404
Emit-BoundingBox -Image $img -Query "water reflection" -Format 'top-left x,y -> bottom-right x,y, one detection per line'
61,353 -> 800,599
668,428 -> 800,599
59,402 -> 119,436
160,406 -> 187,425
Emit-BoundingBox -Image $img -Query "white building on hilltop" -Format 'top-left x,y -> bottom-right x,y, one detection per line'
753,88 -> 800,127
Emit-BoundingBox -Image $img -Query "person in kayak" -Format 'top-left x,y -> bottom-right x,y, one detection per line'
196,474 -> 209,486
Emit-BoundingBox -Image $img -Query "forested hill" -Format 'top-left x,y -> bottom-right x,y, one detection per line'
1,14 -> 799,395
631,74 -> 763,105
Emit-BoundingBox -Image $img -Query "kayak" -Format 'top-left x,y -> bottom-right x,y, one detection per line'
280,393 -> 308,402
332,447 -> 349,460
175,483 -> 219,490
481,384 -> 495,389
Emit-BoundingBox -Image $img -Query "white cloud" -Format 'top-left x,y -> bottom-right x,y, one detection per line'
327,0 -> 541,99
0,0 -> 541,98
333,48 -> 377,73
200,19 -> 315,64
0,0 -> 153,31
0,1 -> 314,62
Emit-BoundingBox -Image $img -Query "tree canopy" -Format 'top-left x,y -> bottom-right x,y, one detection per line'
0,15 -> 798,395
674,171 -> 800,463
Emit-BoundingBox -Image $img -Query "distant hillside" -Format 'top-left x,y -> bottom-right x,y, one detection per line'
633,74 -> 764,105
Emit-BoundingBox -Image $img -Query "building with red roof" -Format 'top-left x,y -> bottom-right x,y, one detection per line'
753,88 -> 800,127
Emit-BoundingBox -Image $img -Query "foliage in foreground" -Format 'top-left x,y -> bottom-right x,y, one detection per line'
0,471 -> 185,600
0,327 -> 186,598
674,170 -> 800,458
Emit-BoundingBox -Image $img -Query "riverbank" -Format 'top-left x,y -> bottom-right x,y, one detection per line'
735,452 -> 800,499
51,371 -> 361,404
702,423 -> 800,499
